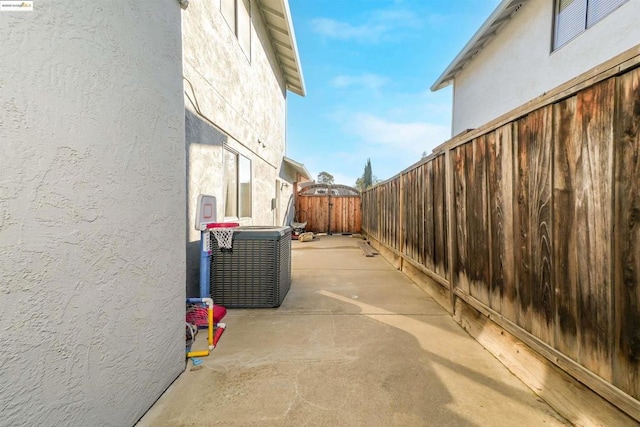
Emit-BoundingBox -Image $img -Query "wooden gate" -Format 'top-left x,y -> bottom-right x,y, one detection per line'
295,187 -> 361,234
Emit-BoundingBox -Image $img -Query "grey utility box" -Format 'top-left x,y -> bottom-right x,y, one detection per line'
210,226 -> 292,308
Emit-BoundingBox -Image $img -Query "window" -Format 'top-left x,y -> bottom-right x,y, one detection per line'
553,0 -> 628,50
223,148 -> 252,218
221,0 -> 251,58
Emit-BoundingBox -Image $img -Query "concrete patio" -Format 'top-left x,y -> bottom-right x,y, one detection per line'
137,235 -> 567,426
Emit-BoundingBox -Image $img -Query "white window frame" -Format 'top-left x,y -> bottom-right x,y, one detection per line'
553,0 -> 628,50
223,148 -> 252,220
220,0 -> 251,60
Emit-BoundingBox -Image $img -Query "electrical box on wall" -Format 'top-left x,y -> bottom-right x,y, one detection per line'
271,198 -> 277,210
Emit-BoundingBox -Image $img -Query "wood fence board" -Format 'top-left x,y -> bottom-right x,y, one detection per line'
393,181 -> 397,246
383,183 -> 389,245
372,188 -> 379,238
382,181 -> 398,250
453,145 -> 470,294
406,172 -> 415,258
614,68 -> 640,399
384,182 -> 392,247
375,187 -> 380,239
514,115 -> 531,333
488,125 -> 515,318
433,155 -> 448,278
554,79 -> 615,380
466,137 -> 490,306
414,169 -> 419,260
381,185 -> 388,244
402,174 -> 408,255
553,95 -> 581,362
419,165 -> 427,267
412,169 -> 419,260
412,170 -> 417,259
424,162 -> 434,270
531,106 -> 554,346
515,107 -> 554,337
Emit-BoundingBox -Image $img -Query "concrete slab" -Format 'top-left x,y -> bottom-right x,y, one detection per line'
137,236 -> 567,426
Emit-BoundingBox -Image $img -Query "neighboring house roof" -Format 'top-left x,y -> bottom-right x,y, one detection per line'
282,156 -> 311,180
256,0 -> 306,96
431,0 -> 527,91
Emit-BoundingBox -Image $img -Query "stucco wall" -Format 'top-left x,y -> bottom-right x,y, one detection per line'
451,0 -> 640,135
182,1 -> 292,296
0,2 -> 185,425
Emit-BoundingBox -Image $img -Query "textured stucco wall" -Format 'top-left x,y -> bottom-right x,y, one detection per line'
182,1 -> 292,296
0,2 -> 185,426
451,0 -> 640,135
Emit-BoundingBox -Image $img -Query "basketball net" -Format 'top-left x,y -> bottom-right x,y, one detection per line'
211,228 -> 235,250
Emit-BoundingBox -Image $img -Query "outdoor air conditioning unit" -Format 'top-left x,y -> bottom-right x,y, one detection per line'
210,226 -> 292,308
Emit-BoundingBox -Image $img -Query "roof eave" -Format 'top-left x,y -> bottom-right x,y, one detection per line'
283,156 -> 311,180
257,0 -> 306,97
431,0 -> 527,92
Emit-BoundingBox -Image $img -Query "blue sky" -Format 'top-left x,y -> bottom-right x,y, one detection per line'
286,0 -> 501,187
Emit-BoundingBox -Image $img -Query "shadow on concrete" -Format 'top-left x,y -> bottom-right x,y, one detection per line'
317,289 -> 561,414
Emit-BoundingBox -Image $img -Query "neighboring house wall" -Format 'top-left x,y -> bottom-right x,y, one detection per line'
0,2 -> 185,426
279,164 -> 311,226
183,1 -> 293,296
451,0 -> 640,135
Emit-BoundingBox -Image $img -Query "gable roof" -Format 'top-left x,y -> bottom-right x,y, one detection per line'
431,0 -> 527,91
256,0 -> 306,96
282,156 -> 311,180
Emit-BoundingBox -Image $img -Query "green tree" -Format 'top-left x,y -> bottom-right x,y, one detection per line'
317,171 -> 334,185
356,159 -> 378,191
363,158 -> 372,189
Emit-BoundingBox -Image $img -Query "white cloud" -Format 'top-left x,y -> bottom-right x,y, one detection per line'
334,113 -> 450,180
310,8 -> 424,43
369,9 -> 422,28
329,73 -> 388,91
310,18 -> 385,43
346,113 -> 450,157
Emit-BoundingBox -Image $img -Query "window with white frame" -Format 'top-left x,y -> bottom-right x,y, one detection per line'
221,0 -> 251,58
553,0 -> 628,50
223,148 -> 252,219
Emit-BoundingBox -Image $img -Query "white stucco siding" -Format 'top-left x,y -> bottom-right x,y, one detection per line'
182,1 -> 290,295
451,0 -> 640,135
182,0 -> 286,169
0,2 -> 185,426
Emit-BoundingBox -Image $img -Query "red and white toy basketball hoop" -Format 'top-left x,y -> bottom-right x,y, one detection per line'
196,195 -> 241,297
195,194 -> 239,251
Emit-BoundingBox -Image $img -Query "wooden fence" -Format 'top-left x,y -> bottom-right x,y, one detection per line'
362,57 -> 640,421
296,194 -> 361,234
